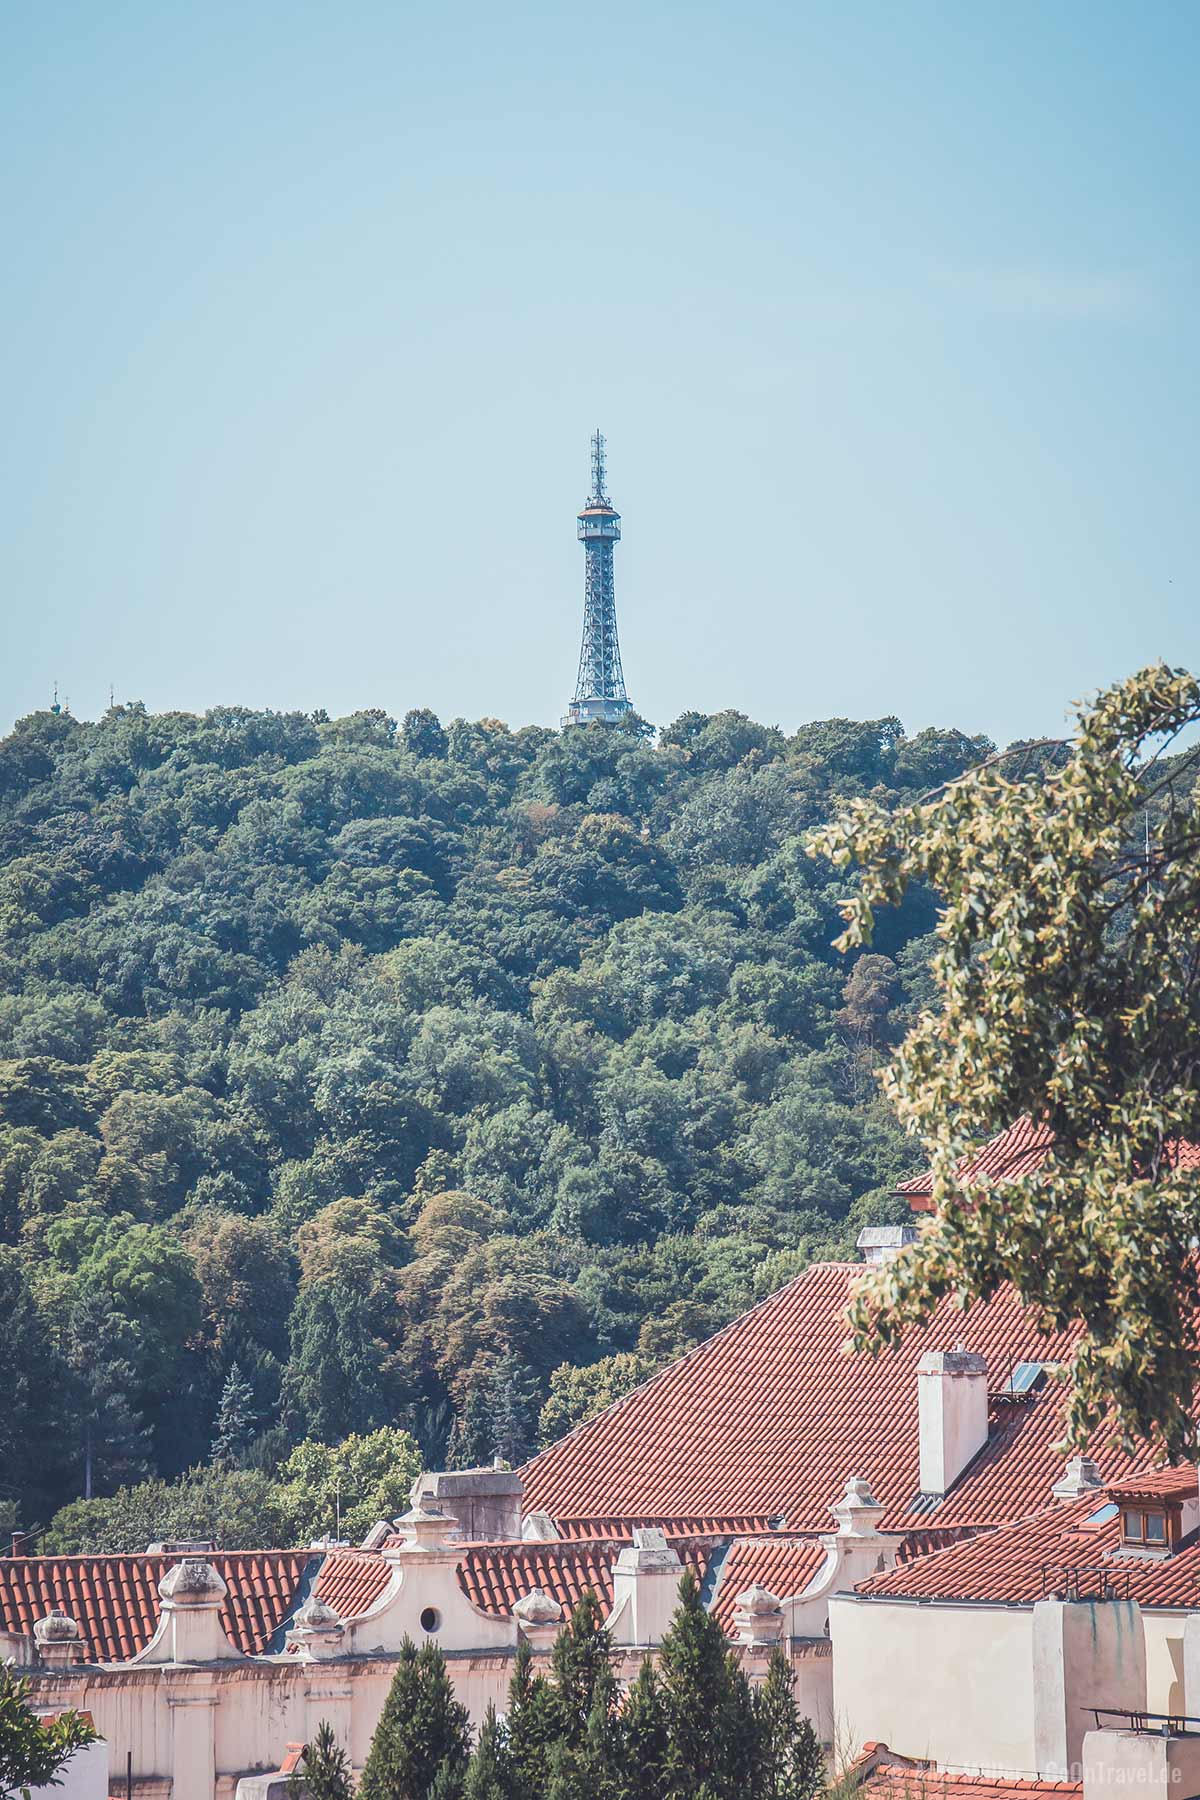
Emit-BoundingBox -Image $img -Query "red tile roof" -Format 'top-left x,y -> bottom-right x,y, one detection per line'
710,1538 -> 828,1632
457,1537 -> 714,1618
551,1514 -> 776,1541
864,1768 -> 1080,1800
896,1119 -> 1056,1203
897,1119 -> 1200,1208
313,1550 -> 393,1622
521,1262 -> 1148,1536
0,1552 -> 312,1663
860,1474 -> 1200,1608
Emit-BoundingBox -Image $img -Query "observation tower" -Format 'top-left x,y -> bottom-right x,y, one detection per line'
563,430 -> 633,727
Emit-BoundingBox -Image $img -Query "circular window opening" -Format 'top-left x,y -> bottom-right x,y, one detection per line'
420,1607 -> 441,1634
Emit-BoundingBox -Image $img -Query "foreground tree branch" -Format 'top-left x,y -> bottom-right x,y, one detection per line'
808,662 -> 1200,1457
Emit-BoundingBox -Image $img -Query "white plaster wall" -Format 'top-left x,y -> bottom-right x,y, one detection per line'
789,1649 -> 833,1744
1142,1613 -> 1186,1716
29,1736 -> 109,1800
211,1669 -> 308,1778
830,1596 -> 1037,1775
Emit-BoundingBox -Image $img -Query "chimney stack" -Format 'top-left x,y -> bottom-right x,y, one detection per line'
917,1345 -> 989,1495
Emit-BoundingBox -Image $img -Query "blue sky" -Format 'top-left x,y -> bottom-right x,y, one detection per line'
2,1 -> 1196,744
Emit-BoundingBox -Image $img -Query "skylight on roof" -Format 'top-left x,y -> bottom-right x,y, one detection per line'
1085,1502 -> 1120,1525
1002,1361 -> 1047,1396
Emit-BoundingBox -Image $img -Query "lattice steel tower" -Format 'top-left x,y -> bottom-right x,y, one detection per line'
563,430 -> 633,727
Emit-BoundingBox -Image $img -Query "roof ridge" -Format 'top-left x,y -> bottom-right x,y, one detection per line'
520,1263 -> 846,1478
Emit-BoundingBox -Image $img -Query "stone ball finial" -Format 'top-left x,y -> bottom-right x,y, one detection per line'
734,1583 -> 782,1619
158,1559 -> 229,1605
732,1583 -> 784,1647
292,1596 -> 343,1633
512,1587 -> 563,1626
34,1609 -> 82,1645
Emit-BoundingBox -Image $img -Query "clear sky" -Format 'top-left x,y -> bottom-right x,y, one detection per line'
2,1 -> 1196,745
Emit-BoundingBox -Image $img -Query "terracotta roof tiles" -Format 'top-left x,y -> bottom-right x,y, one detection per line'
897,1119 -> 1200,1207
521,1262 -> 1147,1536
860,1474 -> 1200,1608
865,1769 -> 1080,1800
0,1552 -> 312,1663
313,1550 -> 393,1622
710,1538 -> 828,1632
457,1537 -> 713,1618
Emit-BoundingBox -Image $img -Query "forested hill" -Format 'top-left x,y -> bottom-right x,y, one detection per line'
0,701 -> 992,1529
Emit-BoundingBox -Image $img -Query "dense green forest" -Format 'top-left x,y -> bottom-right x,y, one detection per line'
0,700 -> 993,1539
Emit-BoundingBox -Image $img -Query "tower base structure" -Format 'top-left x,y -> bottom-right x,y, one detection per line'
562,695 -> 633,728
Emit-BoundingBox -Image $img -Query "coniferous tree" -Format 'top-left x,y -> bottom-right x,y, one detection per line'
280,1280 -> 392,1444
545,1658 -> 619,1800
428,1759 -> 466,1800
487,1353 -> 541,1467
613,1658 -> 668,1800
211,1362 -> 258,1467
446,1387 -> 491,1470
66,1287 -> 151,1500
505,1640 -> 561,1800
462,1704 -> 509,1800
549,1591 -> 614,1748
358,1638 -> 471,1800
657,1571 -> 758,1800
753,1648 -> 825,1800
291,1721 -> 352,1800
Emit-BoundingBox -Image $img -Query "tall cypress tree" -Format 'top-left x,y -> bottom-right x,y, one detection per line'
462,1703 -> 509,1800
657,1571 -> 759,1800
280,1278 -> 393,1444
549,1591 -> 613,1747
505,1640 -> 561,1800
545,1656 -> 619,1800
66,1286 -> 150,1500
486,1353 -> 541,1467
753,1647 -> 825,1800
358,1638 -> 471,1800
613,1659 -> 667,1800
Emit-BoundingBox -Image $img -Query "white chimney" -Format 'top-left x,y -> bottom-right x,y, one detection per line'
609,1529 -> 683,1647
917,1345 -> 989,1495
1052,1457 -> 1104,1501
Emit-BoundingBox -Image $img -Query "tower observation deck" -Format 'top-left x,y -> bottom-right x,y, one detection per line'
563,430 -> 633,727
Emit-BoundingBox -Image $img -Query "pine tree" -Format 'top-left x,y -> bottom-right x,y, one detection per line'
280,1279 -> 392,1444
788,1718 -> 825,1800
549,1590 -> 614,1747
462,1703 -> 509,1800
66,1287 -> 151,1499
428,1758 -> 466,1800
446,1387 -> 491,1470
544,1655 -> 619,1800
505,1640 -> 561,1800
211,1362 -> 258,1468
487,1353 -> 541,1467
358,1638 -> 471,1800
613,1659 -> 667,1800
752,1648 -> 825,1800
292,1721 -> 352,1800
657,1571 -> 759,1800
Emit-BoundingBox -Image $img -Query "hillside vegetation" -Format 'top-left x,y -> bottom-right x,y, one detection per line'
0,701 -> 992,1533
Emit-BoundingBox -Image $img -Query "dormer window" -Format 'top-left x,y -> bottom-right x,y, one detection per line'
1122,1507 -> 1169,1548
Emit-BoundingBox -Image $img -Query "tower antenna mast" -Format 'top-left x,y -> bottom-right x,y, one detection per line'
563,430 -> 633,727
